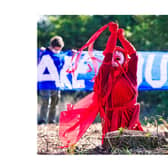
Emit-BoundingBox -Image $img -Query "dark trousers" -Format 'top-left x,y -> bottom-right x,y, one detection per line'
38,90 -> 60,124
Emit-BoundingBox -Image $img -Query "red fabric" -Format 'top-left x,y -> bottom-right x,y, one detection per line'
59,23 -> 143,147
103,22 -> 118,55
59,92 -> 99,146
67,24 -> 109,80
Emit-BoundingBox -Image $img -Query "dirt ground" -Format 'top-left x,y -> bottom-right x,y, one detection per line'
37,123 -> 168,155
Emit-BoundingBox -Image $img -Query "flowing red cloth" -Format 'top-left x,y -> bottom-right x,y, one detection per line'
67,24 -> 108,80
59,92 -> 99,146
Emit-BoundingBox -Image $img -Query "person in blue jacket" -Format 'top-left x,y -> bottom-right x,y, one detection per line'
38,36 -> 65,124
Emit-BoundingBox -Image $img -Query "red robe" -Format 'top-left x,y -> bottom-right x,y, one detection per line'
94,52 -> 143,143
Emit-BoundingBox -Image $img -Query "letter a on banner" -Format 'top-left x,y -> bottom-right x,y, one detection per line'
37,55 -> 61,87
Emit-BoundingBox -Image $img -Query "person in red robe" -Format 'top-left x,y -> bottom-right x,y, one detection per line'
59,22 -> 143,147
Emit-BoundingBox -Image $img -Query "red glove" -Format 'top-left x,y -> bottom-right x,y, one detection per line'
118,28 -> 136,55
108,22 -> 118,33
118,28 -> 125,39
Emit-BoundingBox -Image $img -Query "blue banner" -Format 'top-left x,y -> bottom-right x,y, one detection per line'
37,51 -> 168,91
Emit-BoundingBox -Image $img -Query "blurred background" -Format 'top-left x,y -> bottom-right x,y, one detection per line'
37,15 -> 168,125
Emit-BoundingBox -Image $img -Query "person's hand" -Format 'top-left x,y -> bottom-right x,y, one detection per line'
108,22 -> 118,32
118,28 -> 136,55
118,28 -> 125,39
72,49 -> 77,54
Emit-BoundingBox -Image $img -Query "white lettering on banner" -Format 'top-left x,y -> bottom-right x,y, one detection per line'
60,56 -> 72,89
37,52 -> 168,90
72,56 -> 89,88
37,55 -> 61,87
137,54 -> 144,87
145,54 -> 168,88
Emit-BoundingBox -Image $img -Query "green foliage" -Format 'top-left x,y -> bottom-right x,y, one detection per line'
145,132 -> 151,137
131,15 -> 168,50
38,16 -> 55,48
38,15 -> 137,50
138,91 -> 168,124
118,127 -> 124,135
67,144 -> 76,154
38,15 -> 168,50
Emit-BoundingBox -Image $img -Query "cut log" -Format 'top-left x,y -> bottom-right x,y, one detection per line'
102,129 -> 168,151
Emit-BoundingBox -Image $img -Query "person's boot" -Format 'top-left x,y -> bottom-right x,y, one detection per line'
38,119 -> 46,125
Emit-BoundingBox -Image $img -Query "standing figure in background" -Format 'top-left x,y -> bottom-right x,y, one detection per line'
38,36 -> 64,124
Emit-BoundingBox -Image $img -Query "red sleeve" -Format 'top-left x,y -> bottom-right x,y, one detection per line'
127,52 -> 138,86
117,28 -> 138,85
95,27 -> 118,93
94,22 -> 118,96
103,23 -> 118,63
